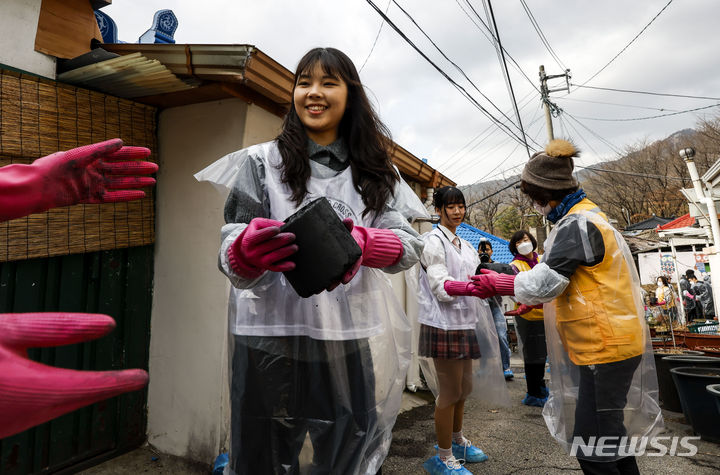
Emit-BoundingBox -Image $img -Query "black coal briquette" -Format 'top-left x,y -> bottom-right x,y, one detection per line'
280,197 -> 362,298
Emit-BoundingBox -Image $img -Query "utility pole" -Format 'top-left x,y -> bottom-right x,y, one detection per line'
539,65 -> 571,142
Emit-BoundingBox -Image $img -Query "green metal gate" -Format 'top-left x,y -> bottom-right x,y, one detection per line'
0,246 -> 153,474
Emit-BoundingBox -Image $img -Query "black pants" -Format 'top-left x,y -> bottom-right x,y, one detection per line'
574,355 -> 642,474
515,316 -> 547,398
578,456 -> 640,475
230,335 -> 378,475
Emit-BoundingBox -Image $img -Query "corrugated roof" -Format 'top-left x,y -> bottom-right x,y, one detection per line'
455,223 -> 513,264
57,52 -> 194,98
658,214 -> 696,230
624,216 -> 673,231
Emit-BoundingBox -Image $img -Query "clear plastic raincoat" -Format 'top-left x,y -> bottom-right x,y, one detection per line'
514,199 -> 662,461
407,227 -> 509,407
196,141 -> 429,474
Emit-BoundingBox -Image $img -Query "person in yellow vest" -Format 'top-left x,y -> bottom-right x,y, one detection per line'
654,275 -> 676,324
468,140 -> 662,475
506,231 -> 548,407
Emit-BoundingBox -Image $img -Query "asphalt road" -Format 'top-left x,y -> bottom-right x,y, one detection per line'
382,361 -> 720,474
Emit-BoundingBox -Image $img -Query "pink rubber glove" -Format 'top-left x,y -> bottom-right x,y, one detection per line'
336,218 -> 403,286
505,304 -> 542,316
444,280 -> 486,298
227,218 -> 298,279
469,268 -> 516,298
0,313 -> 149,438
683,291 -> 695,300
0,139 -> 157,222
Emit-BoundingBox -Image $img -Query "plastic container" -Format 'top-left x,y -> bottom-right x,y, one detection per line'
684,332 -> 720,350
656,354 -> 720,412
688,322 -> 719,334
707,384 -> 720,420
670,367 -> 720,442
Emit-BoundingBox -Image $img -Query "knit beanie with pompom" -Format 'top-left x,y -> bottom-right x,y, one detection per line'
521,139 -> 579,190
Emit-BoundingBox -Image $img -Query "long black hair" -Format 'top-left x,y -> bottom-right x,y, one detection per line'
276,47 -> 398,216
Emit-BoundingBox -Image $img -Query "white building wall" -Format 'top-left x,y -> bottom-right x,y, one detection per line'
0,0 -> 56,78
148,98 -> 281,461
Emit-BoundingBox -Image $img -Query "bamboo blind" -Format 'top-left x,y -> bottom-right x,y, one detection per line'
0,68 -> 157,262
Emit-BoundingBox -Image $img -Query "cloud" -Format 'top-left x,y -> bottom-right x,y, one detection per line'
102,0 -> 720,185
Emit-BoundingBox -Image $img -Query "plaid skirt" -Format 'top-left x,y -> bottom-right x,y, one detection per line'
418,324 -> 481,360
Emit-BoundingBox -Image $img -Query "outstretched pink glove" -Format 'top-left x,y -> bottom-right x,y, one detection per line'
227,217 -> 298,279
337,218 -> 403,285
469,269 -> 516,299
0,313 -> 148,438
683,290 -> 696,300
0,138 -> 157,222
444,280 -> 487,298
505,304 -> 543,316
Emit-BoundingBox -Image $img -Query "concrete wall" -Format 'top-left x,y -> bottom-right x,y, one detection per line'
0,0 -> 56,78
148,98 -> 281,461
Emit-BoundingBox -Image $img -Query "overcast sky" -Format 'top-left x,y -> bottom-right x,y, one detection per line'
102,0 -> 720,185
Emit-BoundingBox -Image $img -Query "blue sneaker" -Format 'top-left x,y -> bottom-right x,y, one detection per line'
422,455 -> 471,474
503,368 -> 514,380
521,393 -> 547,407
452,440 -> 489,463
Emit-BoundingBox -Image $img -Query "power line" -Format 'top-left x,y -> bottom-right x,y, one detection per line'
575,165 -> 687,181
465,104 -> 547,182
364,0 -> 530,147
484,0 -> 531,158
570,84 -> 720,101
572,103 -> 720,122
433,90 -> 536,170
389,0 -> 534,145
519,0 -> 567,71
559,113 -> 608,163
563,112 -> 624,156
444,99 -> 545,178
359,0 -> 392,73
556,96 -> 679,113
454,0 -> 540,93
578,0 -> 674,87
466,179 -> 521,208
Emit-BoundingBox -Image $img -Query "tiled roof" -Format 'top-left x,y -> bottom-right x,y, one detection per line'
454,223 -> 513,264
624,216 -> 673,231
657,214 -> 695,230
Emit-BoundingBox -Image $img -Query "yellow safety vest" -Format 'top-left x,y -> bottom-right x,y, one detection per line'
511,258 -> 545,321
553,199 -> 644,365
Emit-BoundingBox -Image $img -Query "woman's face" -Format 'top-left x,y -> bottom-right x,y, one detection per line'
515,234 -> 535,257
293,63 -> 348,145
437,202 -> 465,229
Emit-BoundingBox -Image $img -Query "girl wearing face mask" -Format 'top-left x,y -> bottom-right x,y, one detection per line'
655,275 -> 676,324
507,231 -> 548,407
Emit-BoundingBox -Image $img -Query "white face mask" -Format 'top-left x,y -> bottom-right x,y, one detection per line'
517,241 -> 534,256
533,201 -> 552,216
657,281 -> 663,287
